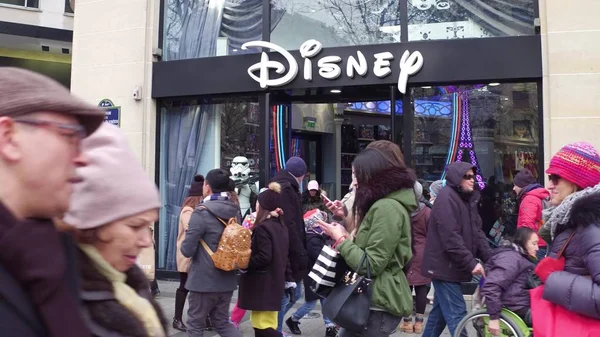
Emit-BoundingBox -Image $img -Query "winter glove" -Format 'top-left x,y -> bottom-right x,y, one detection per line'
535,256 -> 565,283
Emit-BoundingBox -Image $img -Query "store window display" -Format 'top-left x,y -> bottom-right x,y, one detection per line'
158,98 -> 261,270
163,0 -> 265,60
407,0 -> 535,41
412,83 -> 540,242
270,0 -> 402,49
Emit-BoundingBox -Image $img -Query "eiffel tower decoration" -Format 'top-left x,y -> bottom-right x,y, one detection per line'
454,93 -> 485,190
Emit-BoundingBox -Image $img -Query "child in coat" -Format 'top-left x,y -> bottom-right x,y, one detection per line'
238,183 -> 290,337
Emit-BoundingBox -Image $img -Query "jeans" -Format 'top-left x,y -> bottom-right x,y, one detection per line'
187,291 -> 242,337
291,299 -> 334,327
338,310 -> 402,337
422,280 -> 468,337
277,281 -> 302,332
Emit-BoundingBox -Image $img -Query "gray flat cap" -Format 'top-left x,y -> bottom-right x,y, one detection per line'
0,67 -> 104,136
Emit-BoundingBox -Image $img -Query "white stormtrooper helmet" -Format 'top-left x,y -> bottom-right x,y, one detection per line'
230,156 -> 251,182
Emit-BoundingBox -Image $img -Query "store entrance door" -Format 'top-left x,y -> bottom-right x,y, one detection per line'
291,132 -> 324,193
270,85 -> 402,199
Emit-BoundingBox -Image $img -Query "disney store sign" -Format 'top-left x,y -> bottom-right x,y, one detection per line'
241,39 -> 424,94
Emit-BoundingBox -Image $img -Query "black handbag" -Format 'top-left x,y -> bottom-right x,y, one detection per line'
322,252 -> 373,332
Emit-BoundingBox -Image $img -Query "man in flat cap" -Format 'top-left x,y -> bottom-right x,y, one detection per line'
0,67 -> 104,336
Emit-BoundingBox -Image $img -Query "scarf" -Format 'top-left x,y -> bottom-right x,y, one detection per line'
541,182 -> 600,240
79,244 -> 166,337
203,192 -> 230,203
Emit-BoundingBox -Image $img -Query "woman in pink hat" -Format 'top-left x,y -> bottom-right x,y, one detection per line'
535,142 -> 600,320
62,124 -> 167,337
301,180 -> 328,214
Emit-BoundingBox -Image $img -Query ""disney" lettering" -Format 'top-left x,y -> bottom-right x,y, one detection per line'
241,39 -> 424,94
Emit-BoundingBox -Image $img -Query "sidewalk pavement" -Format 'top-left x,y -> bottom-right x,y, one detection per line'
156,281 -> 463,337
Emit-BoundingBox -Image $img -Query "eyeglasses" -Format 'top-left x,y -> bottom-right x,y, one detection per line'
463,174 -> 475,181
14,118 -> 86,153
548,174 -> 561,185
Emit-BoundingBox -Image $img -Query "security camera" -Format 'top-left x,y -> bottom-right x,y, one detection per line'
133,86 -> 142,101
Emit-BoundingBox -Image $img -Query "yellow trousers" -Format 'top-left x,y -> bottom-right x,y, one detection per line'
250,311 -> 278,330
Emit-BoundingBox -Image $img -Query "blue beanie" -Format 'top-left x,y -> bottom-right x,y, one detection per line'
285,157 -> 307,178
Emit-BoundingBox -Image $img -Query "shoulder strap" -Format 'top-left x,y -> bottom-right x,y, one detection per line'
198,205 -> 227,257
556,231 -> 577,258
200,240 -> 214,256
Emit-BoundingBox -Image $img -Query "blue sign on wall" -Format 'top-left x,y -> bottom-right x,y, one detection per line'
98,99 -> 121,127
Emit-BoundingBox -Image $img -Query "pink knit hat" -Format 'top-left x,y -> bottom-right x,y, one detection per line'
63,123 -> 160,229
546,142 -> 600,189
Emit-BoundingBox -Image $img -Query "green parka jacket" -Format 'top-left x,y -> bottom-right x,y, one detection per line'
338,187 -> 416,317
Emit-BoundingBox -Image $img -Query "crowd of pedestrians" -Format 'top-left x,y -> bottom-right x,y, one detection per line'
1,67 -> 600,337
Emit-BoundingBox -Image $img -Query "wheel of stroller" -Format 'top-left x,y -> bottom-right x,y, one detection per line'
453,309 -> 526,337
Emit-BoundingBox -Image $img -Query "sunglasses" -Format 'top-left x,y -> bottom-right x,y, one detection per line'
548,174 -> 561,185
463,174 -> 475,181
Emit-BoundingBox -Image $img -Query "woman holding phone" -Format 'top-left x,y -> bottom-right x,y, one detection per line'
319,147 -> 416,337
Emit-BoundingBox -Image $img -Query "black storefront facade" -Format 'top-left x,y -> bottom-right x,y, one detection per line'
153,0 -> 543,276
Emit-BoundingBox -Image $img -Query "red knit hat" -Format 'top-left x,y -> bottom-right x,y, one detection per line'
546,142 -> 600,189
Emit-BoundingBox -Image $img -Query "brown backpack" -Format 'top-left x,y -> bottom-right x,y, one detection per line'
199,206 -> 252,271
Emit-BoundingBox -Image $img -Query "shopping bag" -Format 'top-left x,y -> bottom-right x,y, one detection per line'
530,285 -> 600,337
308,245 -> 347,298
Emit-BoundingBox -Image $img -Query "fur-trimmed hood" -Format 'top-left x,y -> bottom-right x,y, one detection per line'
555,192 -> 600,237
77,248 -> 168,337
354,167 -> 417,223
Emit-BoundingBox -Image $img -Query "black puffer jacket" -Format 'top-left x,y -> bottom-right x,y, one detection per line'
270,170 -> 309,281
544,192 -> 600,319
421,162 -> 491,282
480,245 -> 538,320
302,190 -> 328,214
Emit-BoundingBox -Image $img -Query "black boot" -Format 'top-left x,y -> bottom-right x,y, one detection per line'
172,289 -> 187,332
286,317 -> 301,334
325,326 -> 338,337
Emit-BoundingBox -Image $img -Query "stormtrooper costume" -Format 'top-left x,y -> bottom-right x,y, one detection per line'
230,156 -> 259,217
